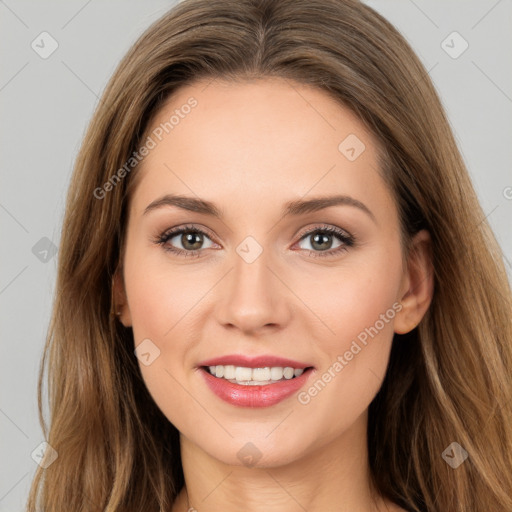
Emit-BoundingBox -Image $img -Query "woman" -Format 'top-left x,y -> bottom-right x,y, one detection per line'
26,0 -> 512,511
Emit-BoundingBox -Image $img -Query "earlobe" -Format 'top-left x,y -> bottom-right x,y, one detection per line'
112,268 -> 132,327
394,230 -> 434,335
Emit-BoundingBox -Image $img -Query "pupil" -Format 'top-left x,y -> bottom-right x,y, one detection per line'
183,232 -> 203,250
312,232 -> 332,251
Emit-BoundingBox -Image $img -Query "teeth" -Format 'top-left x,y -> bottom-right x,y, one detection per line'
283,367 -> 294,379
270,366 -> 283,381
224,365 -> 236,379
206,365 -> 307,385
235,366 -> 252,381
253,367 -> 271,381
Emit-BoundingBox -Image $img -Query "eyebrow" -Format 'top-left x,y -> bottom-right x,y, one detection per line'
143,193 -> 376,222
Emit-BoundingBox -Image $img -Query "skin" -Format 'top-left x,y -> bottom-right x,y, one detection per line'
114,77 -> 433,512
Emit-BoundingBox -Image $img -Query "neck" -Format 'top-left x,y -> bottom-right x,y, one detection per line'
173,410 -> 392,512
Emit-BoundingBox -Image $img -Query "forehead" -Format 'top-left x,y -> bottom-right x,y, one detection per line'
130,77 -> 391,220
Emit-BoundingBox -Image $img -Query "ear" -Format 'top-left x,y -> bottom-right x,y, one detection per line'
394,229 -> 434,334
112,267 -> 132,327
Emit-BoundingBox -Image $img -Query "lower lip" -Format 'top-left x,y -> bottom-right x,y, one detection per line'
199,367 -> 314,408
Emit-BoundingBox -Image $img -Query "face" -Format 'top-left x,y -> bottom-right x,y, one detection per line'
116,77 -> 420,468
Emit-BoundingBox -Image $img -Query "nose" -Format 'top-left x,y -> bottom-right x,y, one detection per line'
214,247 -> 291,336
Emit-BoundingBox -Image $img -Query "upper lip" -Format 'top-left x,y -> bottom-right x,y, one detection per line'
198,354 -> 314,369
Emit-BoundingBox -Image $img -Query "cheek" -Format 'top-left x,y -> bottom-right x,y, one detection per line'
124,246 -> 205,342
127,273 -> 182,341
326,266 -> 400,353
122,246 -> 191,377
123,252 -> 201,429
299,244 -> 403,352
294,244 -> 403,414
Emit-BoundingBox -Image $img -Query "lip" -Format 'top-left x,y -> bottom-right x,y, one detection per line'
198,366 -> 315,408
197,354 -> 313,369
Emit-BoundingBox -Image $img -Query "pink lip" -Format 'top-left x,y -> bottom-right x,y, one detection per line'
198,366 -> 315,408
197,354 -> 313,369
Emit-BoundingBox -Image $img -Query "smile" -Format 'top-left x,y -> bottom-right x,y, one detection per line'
199,365 -> 315,407
205,364 -> 306,385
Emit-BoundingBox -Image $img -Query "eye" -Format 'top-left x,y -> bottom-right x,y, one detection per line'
154,223 -> 355,259
154,224 -> 216,258
294,225 -> 355,258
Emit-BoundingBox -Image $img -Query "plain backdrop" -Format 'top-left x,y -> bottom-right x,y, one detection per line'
1,1 -> 511,510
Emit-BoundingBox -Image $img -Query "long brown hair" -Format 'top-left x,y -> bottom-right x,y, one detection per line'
26,1 -> 512,510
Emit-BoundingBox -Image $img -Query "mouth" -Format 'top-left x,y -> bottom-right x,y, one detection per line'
201,364 -> 314,386
198,363 -> 316,408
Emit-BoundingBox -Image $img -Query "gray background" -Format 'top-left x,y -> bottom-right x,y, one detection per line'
1,1 -> 511,509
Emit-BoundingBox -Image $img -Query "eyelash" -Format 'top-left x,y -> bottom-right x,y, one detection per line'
154,223 -> 355,259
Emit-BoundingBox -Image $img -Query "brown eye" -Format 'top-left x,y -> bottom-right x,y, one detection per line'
308,232 -> 336,251
179,231 -> 206,250
296,226 -> 354,258
156,225 -> 216,257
